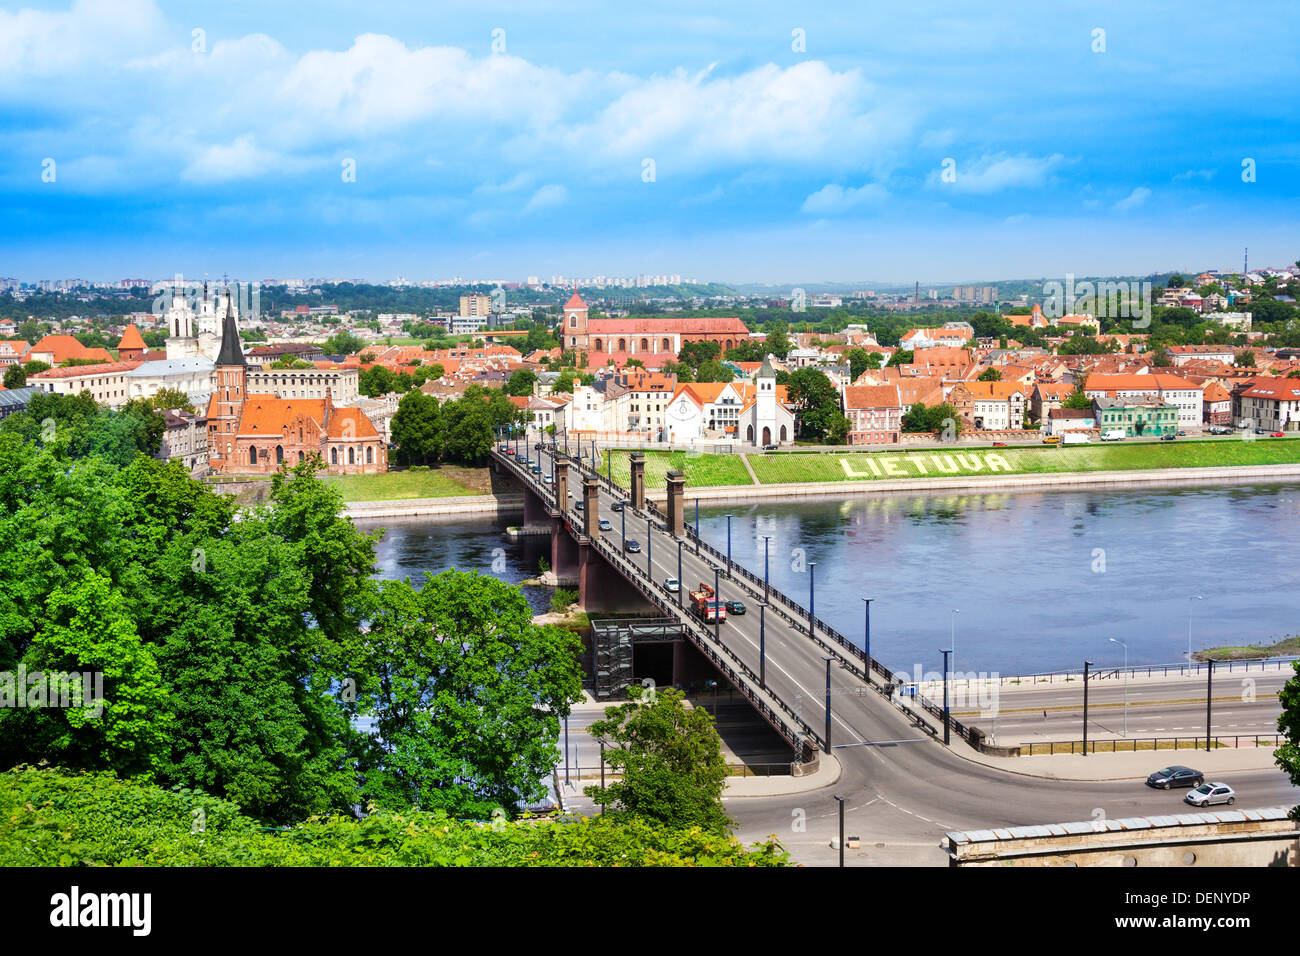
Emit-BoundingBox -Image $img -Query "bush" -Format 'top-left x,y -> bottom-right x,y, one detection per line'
551,588 -> 578,613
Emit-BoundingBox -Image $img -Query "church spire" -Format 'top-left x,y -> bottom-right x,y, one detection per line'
215,298 -> 245,367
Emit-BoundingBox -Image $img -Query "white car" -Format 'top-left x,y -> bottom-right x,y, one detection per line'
663,577 -> 680,592
1185,782 -> 1235,807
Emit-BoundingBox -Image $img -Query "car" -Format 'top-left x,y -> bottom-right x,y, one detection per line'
725,600 -> 746,615
1146,766 -> 1203,790
1255,427 -> 1271,435
575,499 -> 584,511
535,442 -> 545,450
542,473 -> 553,484
663,577 -> 680,592
1041,436 -> 1061,444
530,464 -> 543,473
992,441 -> 1007,447
1271,431 -> 1286,438
610,501 -> 624,512
598,518 -> 612,531
1185,782 -> 1235,807
761,443 -> 779,452
1208,425 -> 1233,435
1177,430 -> 1186,436
1160,432 -> 1177,441
624,539 -> 641,554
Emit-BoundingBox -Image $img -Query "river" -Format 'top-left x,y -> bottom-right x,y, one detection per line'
356,480 -> 1300,676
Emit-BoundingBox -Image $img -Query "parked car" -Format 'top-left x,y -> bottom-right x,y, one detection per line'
1207,425 -> 1233,435
1101,429 -> 1127,442
1041,436 -> 1061,444
762,443 -> 779,452
663,577 -> 680,592
1255,427 -> 1271,435
598,518 -> 611,531
504,447 -> 516,455
1177,430 -> 1186,436
992,441 -> 1007,447
624,539 -> 641,554
1146,766 -> 1203,790
1271,431 -> 1286,438
726,600 -> 746,615
1160,432 -> 1177,441
1185,782 -> 1235,807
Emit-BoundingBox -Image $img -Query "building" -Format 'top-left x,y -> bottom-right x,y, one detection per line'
245,343 -> 325,367
900,322 -> 974,349
954,381 -> 1026,430
124,357 -> 215,408
606,369 -> 678,438
159,409 -> 209,476
0,340 -> 27,366
23,334 -> 113,366
1029,382 -> 1076,424
117,324 -> 148,362
246,362 -> 360,403
205,302 -> 388,475
1234,379 -> 1300,432
1042,407 -> 1096,436
28,360 -> 143,407
561,292 -> 750,365
1092,397 -> 1178,437
1202,382 -> 1232,425
1082,373 -> 1203,431
843,384 -> 902,444
663,358 -> 794,445
0,385 -> 39,421
460,294 -> 492,317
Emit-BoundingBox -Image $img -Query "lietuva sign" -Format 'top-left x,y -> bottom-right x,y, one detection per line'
840,453 -> 1015,479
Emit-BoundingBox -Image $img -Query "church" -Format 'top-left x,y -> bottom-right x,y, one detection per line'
205,301 -> 387,475
560,292 -> 752,368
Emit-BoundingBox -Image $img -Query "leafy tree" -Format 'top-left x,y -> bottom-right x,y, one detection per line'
391,391 -> 442,465
148,387 -> 195,414
1062,388 -> 1094,410
585,685 -> 731,834
901,401 -> 963,434
3,364 -> 24,389
355,571 -> 582,817
764,325 -> 791,360
844,347 -> 881,381
552,369 -> 577,393
505,369 -> 537,396
1235,350 -> 1257,367
677,341 -> 721,368
785,368 -> 841,442
324,331 -> 365,356
1277,661 -> 1300,818
886,349 -> 913,367
1150,346 -> 1173,367
977,367 -> 1002,382
695,359 -> 728,383
22,360 -> 51,376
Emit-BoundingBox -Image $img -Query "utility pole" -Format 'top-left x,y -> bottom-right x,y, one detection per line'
833,794 -> 845,867
940,648 -> 952,746
1082,660 -> 1093,756
1206,658 -> 1215,752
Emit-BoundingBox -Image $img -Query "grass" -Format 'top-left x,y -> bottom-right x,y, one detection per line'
602,449 -> 754,489
323,467 -> 483,501
1195,635 -> 1300,661
729,437 -> 1300,485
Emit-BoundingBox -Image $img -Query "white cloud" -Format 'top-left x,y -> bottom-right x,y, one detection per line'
801,182 -> 889,214
522,184 -> 567,215
182,136 -> 284,183
929,152 -> 1067,193
1114,186 -> 1151,211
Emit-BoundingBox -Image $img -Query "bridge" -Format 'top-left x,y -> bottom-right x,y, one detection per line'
492,437 -> 977,769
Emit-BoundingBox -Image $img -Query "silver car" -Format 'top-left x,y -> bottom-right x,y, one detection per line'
1185,782 -> 1235,807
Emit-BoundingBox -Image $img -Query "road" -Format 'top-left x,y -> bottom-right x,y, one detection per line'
506,440 -> 1300,865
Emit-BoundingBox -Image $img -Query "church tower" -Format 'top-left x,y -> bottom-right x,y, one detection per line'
164,285 -> 198,360
207,299 -> 247,471
754,354 -> 778,446
562,290 -> 588,351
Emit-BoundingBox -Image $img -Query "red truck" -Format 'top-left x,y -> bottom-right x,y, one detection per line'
689,582 -> 727,623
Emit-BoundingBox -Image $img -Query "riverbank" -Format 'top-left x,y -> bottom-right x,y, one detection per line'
1195,636 -> 1300,661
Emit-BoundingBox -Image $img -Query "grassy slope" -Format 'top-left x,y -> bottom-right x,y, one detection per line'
590,439 -> 1300,488
323,467 -> 482,501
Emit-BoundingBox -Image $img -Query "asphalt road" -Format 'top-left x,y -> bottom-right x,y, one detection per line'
510,441 -> 1300,865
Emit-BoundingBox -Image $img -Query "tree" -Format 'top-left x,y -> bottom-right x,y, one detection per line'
677,341 -> 721,368
844,347 -> 881,381
785,368 -> 841,442
390,391 -> 442,465
977,367 -> 1002,382
901,401 -> 964,434
505,369 -> 537,396
1235,350 -> 1257,367
886,349 -> 914,367
1150,346 -> 1173,367
552,369 -> 577,393
2,365 -> 24,389
324,331 -> 365,356
355,571 -> 582,817
359,364 -> 398,397
22,360 -> 51,376
585,685 -> 731,834
1062,388 -> 1093,410
764,325 -> 791,360
694,359 -> 727,383
148,387 -> 195,414
1277,662 -> 1300,818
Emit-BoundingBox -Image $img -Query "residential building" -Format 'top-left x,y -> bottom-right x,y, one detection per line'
159,409 -> 209,476
1082,373 -> 1203,431
1092,397 -> 1178,437
955,381 -> 1026,430
1202,382 -> 1232,425
1234,379 -> 1300,432
29,360 -> 143,407
843,384 -> 902,444
1042,407 -> 1096,436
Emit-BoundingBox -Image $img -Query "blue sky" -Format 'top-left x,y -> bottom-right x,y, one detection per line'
2,0 -> 1297,284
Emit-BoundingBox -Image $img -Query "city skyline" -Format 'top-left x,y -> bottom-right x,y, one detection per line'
3,1 -> 1298,282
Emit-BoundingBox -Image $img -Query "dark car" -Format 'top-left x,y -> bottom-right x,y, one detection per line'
624,539 -> 641,554
1160,432 -> 1177,441
530,464 -> 543,474
575,499 -> 584,511
726,600 -> 746,615
1146,766 -> 1203,790
610,501 -> 624,512
762,443 -> 778,452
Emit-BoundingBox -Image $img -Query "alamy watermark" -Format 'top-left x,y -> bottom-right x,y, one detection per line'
1,666 -> 104,717
1042,273 -> 1151,329
150,278 -> 261,321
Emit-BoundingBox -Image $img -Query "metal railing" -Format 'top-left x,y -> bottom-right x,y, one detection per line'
1021,734 -> 1284,756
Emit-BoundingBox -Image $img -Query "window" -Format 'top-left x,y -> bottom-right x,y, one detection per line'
248,445 -> 258,465
330,447 -> 338,465
348,447 -> 355,465
366,446 -> 373,464
275,445 -> 284,463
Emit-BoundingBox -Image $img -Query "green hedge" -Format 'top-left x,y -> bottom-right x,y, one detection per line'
0,767 -> 789,867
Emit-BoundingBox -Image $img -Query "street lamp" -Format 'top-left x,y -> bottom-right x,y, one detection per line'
761,535 -> 772,604
676,539 -> 684,606
1082,660 -> 1093,756
695,498 -> 700,555
1187,594 -> 1203,667
646,515 -> 652,578
862,598 -> 874,678
939,648 -> 952,746
832,794 -> 845,868
808,562 -> 817,639
759,603 -> 768,689
1205,658 -> 1215,752
823,656 -> 834,753
725,514 -> 733,576
713,565 -> 721,644
1109,637 -> 1129,737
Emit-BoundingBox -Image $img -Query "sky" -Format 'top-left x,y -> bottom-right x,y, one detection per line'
2,0 -> 1298,285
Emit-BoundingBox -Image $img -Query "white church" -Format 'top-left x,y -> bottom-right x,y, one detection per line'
124,284 -> 240,408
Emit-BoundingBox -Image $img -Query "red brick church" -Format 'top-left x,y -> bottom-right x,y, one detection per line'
206,303 -> 387,475
560,292 -> 751,368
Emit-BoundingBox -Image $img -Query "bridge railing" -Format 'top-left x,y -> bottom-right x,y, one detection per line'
1020,734 -> 1284,756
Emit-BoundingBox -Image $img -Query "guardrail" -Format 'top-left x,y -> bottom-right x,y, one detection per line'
1020,734 -> 1284,756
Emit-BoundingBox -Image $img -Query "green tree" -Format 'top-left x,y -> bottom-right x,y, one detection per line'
1277,661 -> 1300,818
391,391 -> 442,465
148,387 -> 195,414
764,325 -> 791,360
886,349 -> 914,367
505,369 -> 537,396
1235,350 -> 1257,367
2,364 -> 24,389
22,360 -> 51,376
844,347 -> 881,381
325,331 -> 366,356
585,685 -> 731,834
359,364 -> 396,397
1062,388 -> 1093,410
355,571 -> 582,817
785,368 -> 842,442
977,367 -> 1002,382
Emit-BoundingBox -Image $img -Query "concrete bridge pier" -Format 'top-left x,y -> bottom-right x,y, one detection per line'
665,469 -> 685,537
522,484 -> 548,526
629,452 -> 646,510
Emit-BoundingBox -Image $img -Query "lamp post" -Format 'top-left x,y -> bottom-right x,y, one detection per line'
676,539 -> 684,606
695,498 -> 700,555
761,535 -> 772,604
1206,658 -> 1215,752
862,598 -> 874,678
808,562 -> 817,639
939,648 -> 951,746
725,514 -> 733,577
759,603 -> 767,689
1109,638 -> 1129,737
713,565 -> 721,644
833,794 -> 845,867
1187,594 -> 1203,668
646,515 -> 652,578
1082,660 -> 1093,756
564,714 -> 570,786
621,502 -> 627,544
823,656 -> 834,753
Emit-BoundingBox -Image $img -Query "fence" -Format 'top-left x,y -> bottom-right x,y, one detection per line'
1020,734 -> 1284,756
